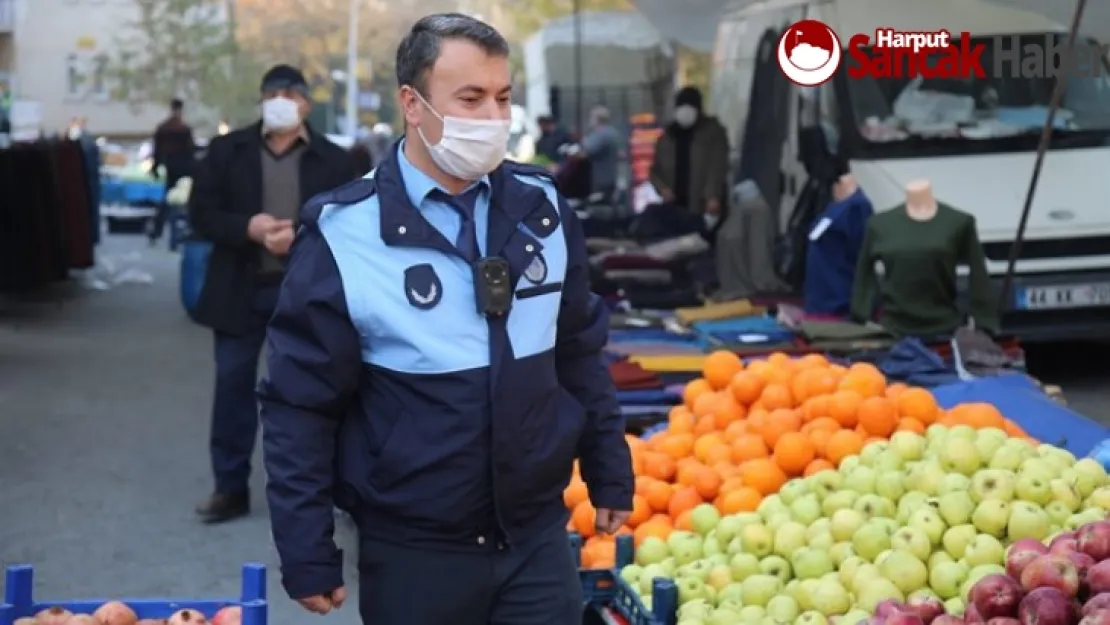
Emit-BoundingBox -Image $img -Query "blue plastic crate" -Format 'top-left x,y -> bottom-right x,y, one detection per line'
571,533 -> 677,625
1,564 -> 267,625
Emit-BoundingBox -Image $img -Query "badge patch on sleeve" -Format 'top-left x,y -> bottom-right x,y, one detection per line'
404,263 -> 443,310
523,253 -> 547,284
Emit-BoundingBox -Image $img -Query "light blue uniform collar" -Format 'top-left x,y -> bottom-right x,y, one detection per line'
396,139 -> 490,209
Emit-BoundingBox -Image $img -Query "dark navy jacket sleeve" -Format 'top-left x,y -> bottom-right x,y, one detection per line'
258,221 -> 362,600
555,197 -> 634,512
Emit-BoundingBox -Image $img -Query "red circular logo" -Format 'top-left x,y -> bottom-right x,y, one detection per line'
777,20 -> 842,86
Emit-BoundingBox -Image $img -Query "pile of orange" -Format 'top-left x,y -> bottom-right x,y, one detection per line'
567,350 -> 1033,569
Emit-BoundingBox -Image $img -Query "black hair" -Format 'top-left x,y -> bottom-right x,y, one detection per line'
170,98 -> 184,111
395,13 -> 510,93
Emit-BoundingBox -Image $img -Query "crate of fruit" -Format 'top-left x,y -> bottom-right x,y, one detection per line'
0,563 -> 266,625
573,533 -> 678,625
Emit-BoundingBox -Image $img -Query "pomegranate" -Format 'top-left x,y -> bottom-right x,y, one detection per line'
36,606 -> 74,625
65,615 -> 98,625
166,609 -> 207,625
93,601 -> 138,625
211,606 -> 241,625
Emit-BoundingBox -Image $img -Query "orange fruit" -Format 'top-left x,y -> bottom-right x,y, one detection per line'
801,395 -> 831,422
571,501 -> 596,538
723,420 -> 749,442
858,396 -> 898,437
641,451 -> 677,482
683,378 -> 713,410
716,486 -> 762,514
896,387 -> 940,424
827,390 -> 864,428
759,408 -> 802,448
839,368 -> 888,398
694,433 -> 726,462
773,431 -> 816,476
657,432 -> 695,460
731,434 -> 770,463
674,509 -> 695,531
633,518 -> 672,547
739,458 -> 787,495
692,466 -> 723,500
825,429 -> 864,465
703,443 -> 733,466
896,417 -> 926,433
804,459 -> 835,476
808,427 -> 833,457
703,351 -> 744,390
952,403 -> 1006,429
885,382 -> 909,399
693,415 -> 718,436
729,371 -> 766,406
759,384 -> 794,410
711,396 -> 747,430
564,477 -> 589,509
643,480 -> 673,513
668,486 -> 703,518
667,407 -> 696,433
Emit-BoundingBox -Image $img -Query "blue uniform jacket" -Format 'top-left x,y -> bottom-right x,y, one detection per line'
803,188 -> 873,317
257,145 -> 634,599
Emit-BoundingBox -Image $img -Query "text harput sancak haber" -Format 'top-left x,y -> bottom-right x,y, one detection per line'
847,29 -> 1110,79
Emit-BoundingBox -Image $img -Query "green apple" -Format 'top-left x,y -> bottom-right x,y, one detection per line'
673,538 -> 705,565
830,542 -> 855,567
709,608 -> 740,625
703,535 -> 722,556
926,424 -> 949,444
944,597 -> 966,616
740,574 -> 782,607
621,564 -> 644,586
941,524 -> 978,559
889,431 -> 925,461
971,500 -> 1010,537
679,560 -> 713,582
905,460 -> 946,495
963,534 -> 1005,566
808,470 -> 844,500
988,445 -> 1026,471
637,536 -> 670,565
668,530 -> 697,551
807,519 -> 831,540
859,441 -> 889,465
760,555 -> 792,583
1019,458 -> 1055,480
928,550 -> 954,570
929,560 -> 968,599
1038,443 -> 1076,464
809,579 -> 851,616
678,598 -> 714,620
718,582 -> 743,607
676,577 -> 710,604
947,424 -> 977,441
879,549 -> 928,594
844,466 -> 877,494
639,563 -> 669,593
766,595 -> 799,623
851,563 -> 881,594
856,578 -> 904,612
821,490 -> 859,517
938,473 -> 972,495
796,610 -> 829,625
908,508 -> 947,545
691,504 -> 722,536
1051,479 -> 1083,511
969,469 -> 1016,503
839,456 -> 861,474
875,450 -> 906,473
960,564 -> 1005,598
898,491 -> 930,522
736,605 -> 764,623
714,515 -> 746,545
766,513 -> 793,532
1007,501 -> 1052,540
790,494 -> 823,525
779,479 -> 810,505
792,547 -> 834,579
741,523 -> 773,558
758,495 -> 788,520
660,557 -> 677,575
1014,473 -> 1053,505
837,555 -> 865,589
809,532 -> 835,551
773,522 -> 807,558
830,509 -> 865,542
1046,500 -> 1073,525
1073,458 -> 1108,496
706,564 -> 734,591
937,491 -> 976,526
1086,486 -> 1110,510
852,520 -> 891,561
841,610 -> 871,625
875,472 -> 906,502
891,526 -> 932,561
854,493 -> 896,519
729,552 -> 761,581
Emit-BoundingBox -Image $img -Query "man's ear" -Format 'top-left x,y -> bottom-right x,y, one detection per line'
399,86 -> 422,128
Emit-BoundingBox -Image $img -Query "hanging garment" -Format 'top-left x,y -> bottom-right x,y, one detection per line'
716,180 -> 789,300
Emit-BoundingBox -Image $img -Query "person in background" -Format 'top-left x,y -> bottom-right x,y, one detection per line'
650,86 -> 730,223
257,13 -> 632,623
578,105 -> 622,201
187,64 -> 356,524
535,114 -> 571,164
149,99 -> 196,245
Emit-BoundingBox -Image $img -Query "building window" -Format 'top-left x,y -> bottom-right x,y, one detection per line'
90,53 -> 110,100
65,53 -> 86,99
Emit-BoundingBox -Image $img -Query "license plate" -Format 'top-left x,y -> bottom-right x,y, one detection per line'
1017,283 -> 1110,309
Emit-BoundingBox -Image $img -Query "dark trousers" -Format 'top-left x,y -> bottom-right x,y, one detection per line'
358,528 -> 583,625
209,284 -> 279,494
150,169 -> 186,241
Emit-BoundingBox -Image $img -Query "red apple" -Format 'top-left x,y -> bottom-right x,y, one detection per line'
1088,561 -> 1110,595
988,619 -> 1022,625
1010,539 -> 1052,579
1022,554 -> 1082,597
211,607 -> 240,625
1019,587 -> 1078,625
1085,594 -> 1110,616
875,600 -> 906,619
1079,523 -> 1110,561
971,574 -> 1027,620
885,613 -> 925,625
934,617 -> 963,625
905,595 -> 946,624
1069,552 -> 1097,577
966,605 -> 987,624
1080,610 -> 1110,625
1051,533 -> 1080,555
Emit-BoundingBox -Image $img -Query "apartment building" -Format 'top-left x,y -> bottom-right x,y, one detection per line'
2,0 -> 168,137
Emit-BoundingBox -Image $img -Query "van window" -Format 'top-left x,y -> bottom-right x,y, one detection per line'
841,33 -> 1110,157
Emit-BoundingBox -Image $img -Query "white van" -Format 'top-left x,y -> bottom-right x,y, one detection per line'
710,0 -> 1110,341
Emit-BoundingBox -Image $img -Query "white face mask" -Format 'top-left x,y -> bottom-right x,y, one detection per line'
674,105 -> 698,128
414,91 -> 510,180
261,97 -> 301,131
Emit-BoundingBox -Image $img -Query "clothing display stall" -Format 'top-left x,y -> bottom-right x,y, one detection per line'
0,140 -> 98,292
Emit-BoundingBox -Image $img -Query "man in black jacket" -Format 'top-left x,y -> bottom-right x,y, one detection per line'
150,99 -> 196,244
188,64 -> 357,523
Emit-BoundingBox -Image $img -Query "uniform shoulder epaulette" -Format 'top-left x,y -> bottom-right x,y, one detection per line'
501,160 -> 555,182
300,177 -> 377,227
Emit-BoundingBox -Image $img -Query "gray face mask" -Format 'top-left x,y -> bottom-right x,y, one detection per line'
675,105 -> 698,128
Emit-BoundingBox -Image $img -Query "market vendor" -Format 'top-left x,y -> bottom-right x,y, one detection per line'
257,13 -> 634,624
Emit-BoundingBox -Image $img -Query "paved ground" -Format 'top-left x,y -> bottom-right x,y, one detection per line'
1,234 -> 1108,624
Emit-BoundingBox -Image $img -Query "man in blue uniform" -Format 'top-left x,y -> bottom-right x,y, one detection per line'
258,13 -> 634,624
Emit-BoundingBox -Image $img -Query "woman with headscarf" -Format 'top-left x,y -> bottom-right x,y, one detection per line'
650,86 -> 730,222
